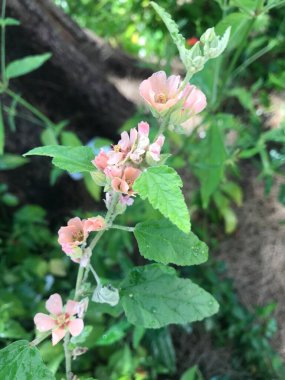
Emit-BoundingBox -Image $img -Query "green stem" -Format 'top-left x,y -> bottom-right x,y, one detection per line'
64,333 -> 72,380
1,0 -> 7,83
63,192 -> 120,379
74,266 -> 85,301
5,88 -> 55,129
111,224 -> 135,232
30,332 -> 51,347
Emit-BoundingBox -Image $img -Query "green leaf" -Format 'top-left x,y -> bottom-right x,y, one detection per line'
0,18 -> 20,27
95,320 -> 130,346
221,181 -> 243,206
0,340 -> 55,379
0,320 -> 28,339
83,173 -> 101,201
6,53 -> 52,79
134,218 -> 208,266
216,13 -> 251,51
0,154 -> 29,170
61,131 -> 82,146
194,124 -> 227,208
120,264 -> 219,328
181,365 -> 204,380
133,165 -> 190,233
40,128 -> 58,146
24,145 -> 95,173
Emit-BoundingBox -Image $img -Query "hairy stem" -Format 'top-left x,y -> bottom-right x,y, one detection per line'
111,224 -> 135,232
63,192 -> 120,379
64,333 -> 72,380
30,332 -> 51,347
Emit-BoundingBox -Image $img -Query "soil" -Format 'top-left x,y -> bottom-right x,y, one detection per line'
218,163 -> 285,357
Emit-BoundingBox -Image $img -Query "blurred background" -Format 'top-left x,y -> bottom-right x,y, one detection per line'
1,0 -> 285,379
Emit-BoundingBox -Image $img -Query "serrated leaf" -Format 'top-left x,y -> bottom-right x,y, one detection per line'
24,145 -> 95,173
6,53 -> 52,79
0,340 -> 55,380
133,165 -> 190,233
134,218 -> 208,266
121,264 -> 219,328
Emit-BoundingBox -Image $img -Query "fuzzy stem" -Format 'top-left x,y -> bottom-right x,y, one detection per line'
63,192 -> 120,379
64,333 -> 72,380
30,332 -> 51,347
111,224 -> 135,232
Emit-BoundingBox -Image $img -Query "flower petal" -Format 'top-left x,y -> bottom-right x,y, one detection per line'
65,300 -> 78,316
52,328 -> 66,345
46,293 -> 63,315
68,319 -> 84,337
34,313 -> 56,332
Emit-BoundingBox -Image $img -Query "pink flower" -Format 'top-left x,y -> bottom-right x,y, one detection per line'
182,84 -> 207,116
34,294 -> 84,345
112,167 -> 141,195
148,135 -> 165,161
92,149 -> 109,171
84,216 -> 105,232
58,217 -> 88,255
58,216 -> 105,263
139,71 -> 181,114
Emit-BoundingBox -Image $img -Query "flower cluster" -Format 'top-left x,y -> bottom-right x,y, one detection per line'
58,216 -> 105,263
33,70 -> 207,349
92,121 -> 165,204
139,71 -> 206,134
34,294 -> 84,345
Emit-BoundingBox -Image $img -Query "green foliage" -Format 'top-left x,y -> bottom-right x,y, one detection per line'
151,2 -> 230,77
133,165 -> 190,233
0,340 -> 54,379
5,53 -> 52,79
0,104 -> 4,154
120,264 -> 219,328
134,218 -> 208,266
194,124 -> 227,208
24,145 -> 95,173
0,153 -> 28,170
0,17 -> 20,27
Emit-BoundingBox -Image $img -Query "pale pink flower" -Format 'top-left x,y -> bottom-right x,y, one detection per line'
84,216 -> 105,232
58,216 -> 105,263
34,293 -> 84,345
139,71 -> 181,113
148,135 -> 165,161
112,167 -> 141,195
92,149 -> 109,171
58,217 -> 88,255
181,84 -> 207,116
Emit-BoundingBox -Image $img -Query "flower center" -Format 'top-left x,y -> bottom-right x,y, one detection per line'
155,93 -> 167,104
56,313 -> 70,328
113,144 -> 121,153
73,230 -> 84,243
